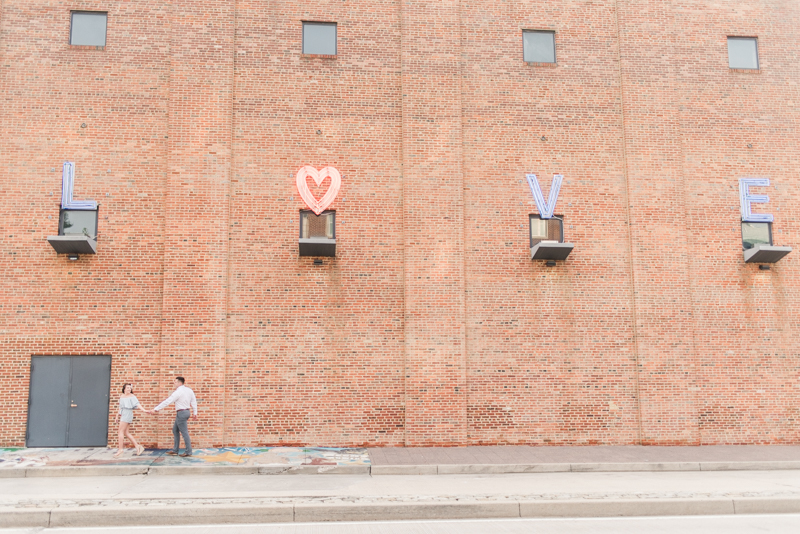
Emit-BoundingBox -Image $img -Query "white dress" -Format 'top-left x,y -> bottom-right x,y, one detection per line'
119,396 -> 140,423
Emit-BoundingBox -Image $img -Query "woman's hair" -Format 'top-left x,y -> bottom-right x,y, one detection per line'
121,383 -> 133,393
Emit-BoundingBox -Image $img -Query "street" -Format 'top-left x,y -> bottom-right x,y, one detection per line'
2,515 -> 800,533
1,470 -> 800,530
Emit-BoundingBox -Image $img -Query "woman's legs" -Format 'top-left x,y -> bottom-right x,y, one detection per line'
115,422 -> 129,456
124,425 -> 140,450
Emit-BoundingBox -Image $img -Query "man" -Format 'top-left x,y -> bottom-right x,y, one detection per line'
150,376 -> 198,457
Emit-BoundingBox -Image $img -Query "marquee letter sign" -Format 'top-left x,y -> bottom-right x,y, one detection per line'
60,162 -> 97,210
526,174 -> 563,219
296,165 -> 341,215
739,178 -> 773,223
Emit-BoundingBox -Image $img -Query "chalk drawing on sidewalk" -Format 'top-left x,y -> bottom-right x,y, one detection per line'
0,446 -> 369,468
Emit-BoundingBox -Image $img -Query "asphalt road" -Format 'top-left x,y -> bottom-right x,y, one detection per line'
3,515 -> 800,533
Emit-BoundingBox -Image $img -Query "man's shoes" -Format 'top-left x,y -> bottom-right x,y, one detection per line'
179,453 -> 192,457
166,451 -> 178,456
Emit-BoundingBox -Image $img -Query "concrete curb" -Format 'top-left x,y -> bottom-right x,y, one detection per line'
293,501 -> 521,522
371,465 -> 438,475
700,461 -> 800,471
570,462 -> 700,472
0,510 -> 51,529
47,505 -> 294,528
2,460 -> 800,478
519,498 -> 736,517
0,464 -> 370,478
437,463 -> 571,475
2,497 -> 799,528
146,465 -> 260,476
24,465 -> 149,477
257,465 -> 370,475
733,497 -> 800,514
372,461 -> 800,475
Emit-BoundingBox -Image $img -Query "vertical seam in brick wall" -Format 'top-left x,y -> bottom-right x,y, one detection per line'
773,236 -> 795,444
397,0 -> 407,448
458,0 -> 469,445
157,0 -> 174,451
614,0 -> 643,445
222,0 -> 239,449
399,0 -> 408,448
0,0 -> 21,447
676,18 -> 701,446
666,5 -> 699,445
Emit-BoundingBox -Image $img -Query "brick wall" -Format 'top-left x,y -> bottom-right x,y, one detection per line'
0,1 -> 797,448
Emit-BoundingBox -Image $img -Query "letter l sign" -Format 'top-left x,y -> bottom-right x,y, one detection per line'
61,162 -> 97,210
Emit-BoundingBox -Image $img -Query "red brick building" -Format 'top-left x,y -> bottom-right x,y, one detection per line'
1,1 -> 798,448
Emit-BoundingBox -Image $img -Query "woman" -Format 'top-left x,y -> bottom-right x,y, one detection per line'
114,383 -> 148,457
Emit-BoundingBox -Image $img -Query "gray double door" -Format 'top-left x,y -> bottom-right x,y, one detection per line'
26,356 -> 112,447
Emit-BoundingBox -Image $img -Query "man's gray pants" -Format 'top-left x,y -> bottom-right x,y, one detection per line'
172,410 -> 191,455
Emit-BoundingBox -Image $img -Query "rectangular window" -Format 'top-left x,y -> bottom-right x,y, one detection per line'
523,30 -> 556,63
59,209 -> 98,239
728,37 -> 758,69
70,11 -> 107,46
530,215 -> 563,247
300,210 -> 335,240
303,22 -> 337,55
742,221 -> 771,250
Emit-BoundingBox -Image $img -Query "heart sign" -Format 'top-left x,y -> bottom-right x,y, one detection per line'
296,165 -> 342,215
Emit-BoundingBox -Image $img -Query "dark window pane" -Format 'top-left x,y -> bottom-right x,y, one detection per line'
742,222 -> 771,250
70,12 -> 107,46
530,215 -> 563,246
60,210 -> 98,239
303,22 -> 337,55
523,31 -> 556,63
300,211 -> 335,239
728,37 -> 758,69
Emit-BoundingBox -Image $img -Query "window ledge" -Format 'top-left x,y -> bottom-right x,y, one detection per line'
743,245 -> 791,263
48,235 -> 98,255
299,238 -> 336,257
531,242 -> 573,261
526,61 -> 557,68
302,54 -> 336,59
730,68 -> 760,74
69,45 -> 105,51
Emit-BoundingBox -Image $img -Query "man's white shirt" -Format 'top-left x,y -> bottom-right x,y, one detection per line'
154,385 -> 197,415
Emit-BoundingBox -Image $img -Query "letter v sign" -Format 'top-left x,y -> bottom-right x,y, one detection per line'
60,162 -> 97,210
526,174 -> 563,219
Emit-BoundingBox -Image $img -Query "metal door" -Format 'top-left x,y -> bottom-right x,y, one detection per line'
67,356 -> 112,446
26,356 -> 111,447
26,357 -> 71,447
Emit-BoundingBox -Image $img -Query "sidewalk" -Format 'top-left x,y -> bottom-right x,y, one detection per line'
1,459 -> 800,528
371,444 -> 800,474
0,446 -> 370,476
2,444 -> 800,477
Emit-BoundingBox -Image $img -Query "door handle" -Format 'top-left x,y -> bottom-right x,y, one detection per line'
70,404 -> 78,408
